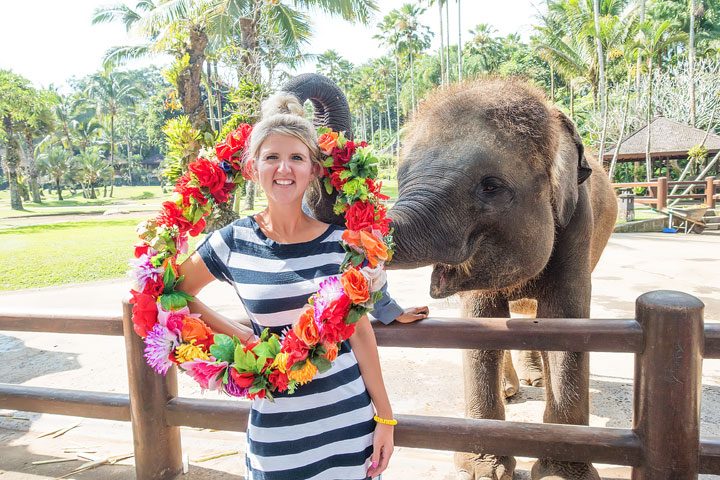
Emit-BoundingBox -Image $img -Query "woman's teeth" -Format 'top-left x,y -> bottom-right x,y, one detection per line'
274,180 -> 294,185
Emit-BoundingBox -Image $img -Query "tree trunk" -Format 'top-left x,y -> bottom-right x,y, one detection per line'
177,24 -> 210,137
445,1 -> 451,83
569,80 -> 575,119
109,114 -> 115,197
410,51 -> 416,112
636,0 -> 646,90
2,116 -> 24,210
593,0 -> 607,155
550,63 -> 555,102
213,62 -> 223,132
438,0 -> 445,86
394,50 -> 401,159
645,59 -> 654,182
22,131 -> 42,204
608,79 -> 631,180
205,60 -> 216,132
55,177 -> 64,201
689,0 -> 696,126
243,180 -> 256,210
457,0 -> 462,81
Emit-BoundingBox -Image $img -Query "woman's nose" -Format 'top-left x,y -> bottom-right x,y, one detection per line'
277,159 -> 292,173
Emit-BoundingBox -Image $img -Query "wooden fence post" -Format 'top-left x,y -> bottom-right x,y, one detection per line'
657,177 -> 668,210
632,291 -> 704,480
706,176 -> 716,209
122,300 -> 183,480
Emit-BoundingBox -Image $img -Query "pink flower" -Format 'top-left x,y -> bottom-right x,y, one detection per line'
128,253 -> 163,291
157,305 -> 199,334
144,323 -> 180,375
181,359 -> 228,392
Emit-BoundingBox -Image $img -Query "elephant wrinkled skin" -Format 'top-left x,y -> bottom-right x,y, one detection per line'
387,79 -> 617,480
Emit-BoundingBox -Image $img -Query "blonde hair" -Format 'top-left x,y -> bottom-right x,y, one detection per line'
248,93 -> 320,167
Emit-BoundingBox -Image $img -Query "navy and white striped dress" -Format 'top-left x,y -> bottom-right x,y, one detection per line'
196,215 -> 376,480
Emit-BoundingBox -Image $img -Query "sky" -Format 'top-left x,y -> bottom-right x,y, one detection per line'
0,0 -> 543,90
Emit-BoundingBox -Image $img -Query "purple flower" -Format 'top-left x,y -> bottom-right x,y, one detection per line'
144,323 -> 180,375
129,252 -> 163,291
314,276 -> 343,323
223,374 -> 250,398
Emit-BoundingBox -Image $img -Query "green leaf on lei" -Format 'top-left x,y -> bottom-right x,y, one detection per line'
234,344 -> 258,373
210,334 -> 235,363
346,306 -> 365,324
158,290 -> 193,310
310,355 -> 332,373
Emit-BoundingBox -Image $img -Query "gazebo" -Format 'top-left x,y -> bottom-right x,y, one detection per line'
602,116 -> 720,178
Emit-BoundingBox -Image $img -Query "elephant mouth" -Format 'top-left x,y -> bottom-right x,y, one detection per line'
430,262 -> 465,299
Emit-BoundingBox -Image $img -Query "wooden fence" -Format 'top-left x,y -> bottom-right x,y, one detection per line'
1,290 -> 720,479
611,176 -> 719,210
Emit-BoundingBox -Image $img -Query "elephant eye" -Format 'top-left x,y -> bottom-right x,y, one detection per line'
482,184 -> 498,193
478,177 -> 505,194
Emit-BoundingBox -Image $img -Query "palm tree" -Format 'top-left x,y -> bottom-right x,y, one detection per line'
592,0 -> 607,159
465,24 -> 502,73
375,11 -> 404,152
428,0 -> 447,85
38,146 -> 73,201
456,0 -> 462,81
75,147 -> 110,199
689,0 -> 697,126
636,19 -> 685,180
395,4 -> 432,112
87,69 -> 142,197
0,69 -> 39,211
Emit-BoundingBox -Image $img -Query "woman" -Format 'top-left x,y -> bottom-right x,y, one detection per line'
177,93 -> 427,479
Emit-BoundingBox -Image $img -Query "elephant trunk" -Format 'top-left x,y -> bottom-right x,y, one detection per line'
281,73 -> 352,226
388,200 -> 440,269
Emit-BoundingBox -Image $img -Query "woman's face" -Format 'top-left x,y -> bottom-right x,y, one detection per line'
254,133 -> 319,207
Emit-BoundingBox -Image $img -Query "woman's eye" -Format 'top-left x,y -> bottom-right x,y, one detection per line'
265,155 -> 278,161
292,155 -> 304,161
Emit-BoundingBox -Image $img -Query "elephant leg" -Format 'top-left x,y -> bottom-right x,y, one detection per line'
530,351 -> 598,480
512,350 -> 544,387
508,300 -> 544,387
455,294 -> 515,480
502,350 -> 520,398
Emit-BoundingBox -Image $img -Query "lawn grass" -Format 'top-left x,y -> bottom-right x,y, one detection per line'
0,185 -> 172,219
0,219 -> 202,291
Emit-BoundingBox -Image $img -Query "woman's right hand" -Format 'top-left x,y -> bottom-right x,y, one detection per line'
394,306 -> 429,323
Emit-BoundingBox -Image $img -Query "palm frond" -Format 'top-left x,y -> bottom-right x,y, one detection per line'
91,4 -> 141,31
267,4 -> 312,50
291,0 -> 378,25
102,45 -> 152,69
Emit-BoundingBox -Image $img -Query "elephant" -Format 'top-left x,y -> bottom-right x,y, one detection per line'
282,74 -> 618,480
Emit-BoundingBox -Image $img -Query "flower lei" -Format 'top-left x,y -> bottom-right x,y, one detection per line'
128,124 -> 393,401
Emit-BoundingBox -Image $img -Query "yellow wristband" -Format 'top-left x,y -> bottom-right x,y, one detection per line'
373,415 -> 398,426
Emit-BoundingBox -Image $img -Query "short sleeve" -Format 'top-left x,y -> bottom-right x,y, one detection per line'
195,224 -> 235,284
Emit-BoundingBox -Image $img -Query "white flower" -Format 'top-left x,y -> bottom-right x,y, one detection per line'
360,263 -> 387,293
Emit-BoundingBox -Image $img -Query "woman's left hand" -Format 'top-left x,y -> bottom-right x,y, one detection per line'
395,306 -> 429,323
367,423 -> 394,477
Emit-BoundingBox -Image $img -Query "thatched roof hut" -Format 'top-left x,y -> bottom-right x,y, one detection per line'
602,116 -> 720,162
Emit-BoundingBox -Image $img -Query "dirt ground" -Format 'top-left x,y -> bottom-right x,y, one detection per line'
1,231 -> 719,479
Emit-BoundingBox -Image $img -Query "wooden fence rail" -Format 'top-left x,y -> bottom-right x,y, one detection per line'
1,290 -> 719,479
611,176 -> 719,209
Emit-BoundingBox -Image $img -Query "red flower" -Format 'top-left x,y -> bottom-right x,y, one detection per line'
331,140 -> 356,165
216,124 -> 252,163
281,330 -> 310,367
247,389 -> 266,400
230,368 -> 255,388
373,204 -> 392,236
318,294 -> 353,343
130,289 -> 158,338
189,158 -> 226,197
142,276 -> 165,297
345,201 -> 376,231
134,243 -> 150,258
329,170 -> 347,191
366,178 -> 390,201
175,173 -> 207,206
268,370 -> 289,392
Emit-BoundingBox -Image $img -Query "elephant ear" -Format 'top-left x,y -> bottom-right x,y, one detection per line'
551,109 -> 593,228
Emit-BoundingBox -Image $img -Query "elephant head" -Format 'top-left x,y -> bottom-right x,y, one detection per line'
281,73 -> 352,226
389,78 -> 592,299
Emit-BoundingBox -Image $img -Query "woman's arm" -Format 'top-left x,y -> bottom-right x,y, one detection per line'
349,315 -> 394,477
176,252 -> 255,343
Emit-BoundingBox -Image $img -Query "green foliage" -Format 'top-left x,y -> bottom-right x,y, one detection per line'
161,115 -> 201,184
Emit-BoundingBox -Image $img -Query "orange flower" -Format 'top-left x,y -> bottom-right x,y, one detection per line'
360,230 -> 388,268
318,132 -> 339,155
293,306 -> 319,346
287,360 -> 318,385
341,268 -> 370,304
181,317 -> 214,350
342,229 -> 362,249
324,342 -> 339,362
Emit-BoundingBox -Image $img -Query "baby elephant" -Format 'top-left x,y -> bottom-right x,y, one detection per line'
388,78 -> 617,480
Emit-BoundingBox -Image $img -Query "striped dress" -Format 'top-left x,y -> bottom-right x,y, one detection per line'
196,215 -> 376,480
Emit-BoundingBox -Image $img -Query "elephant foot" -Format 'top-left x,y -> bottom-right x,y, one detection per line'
513,350 -> 544,387
502,351 -> 520,398
530,459 -> 600,480
454,452 -> 515,480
